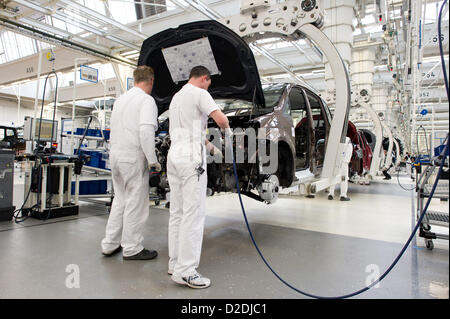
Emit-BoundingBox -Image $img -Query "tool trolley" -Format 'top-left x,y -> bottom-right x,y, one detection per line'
416,154 -> 449,250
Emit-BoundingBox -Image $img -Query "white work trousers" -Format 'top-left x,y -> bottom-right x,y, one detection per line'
167,146 -> 207,277
329,162 -> 349,198
101,151 -> 150,257
406,161 -> 412,177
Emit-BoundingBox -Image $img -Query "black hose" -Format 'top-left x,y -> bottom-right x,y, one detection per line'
230,2 -> 448,297
76,116 -> 93,156
15,71 -> 59,222
229,131 -> 449,299
230,9 -> 450,293
438,0 -> 449,100
416,126 -> 431,159
44,72 -> 59,220
396,164 -> 415,191
35,71 -> 57,152
13,185 -> 33,223
49,75 -> 59,149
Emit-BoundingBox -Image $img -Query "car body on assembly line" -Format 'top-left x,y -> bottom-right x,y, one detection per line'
0,125 -> 25,155
138,20 -> 335,203
347,122 -> 373,180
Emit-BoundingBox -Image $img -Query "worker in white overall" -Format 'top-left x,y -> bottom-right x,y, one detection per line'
167,66 -> 229,289
328,137 -> 353,201
405,152 -> 413,180
101,66 -> 161,260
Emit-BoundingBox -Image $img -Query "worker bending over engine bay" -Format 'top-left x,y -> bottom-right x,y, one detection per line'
167,66 -> 229,289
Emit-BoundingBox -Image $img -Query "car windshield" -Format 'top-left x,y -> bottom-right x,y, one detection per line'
215,99 -> 254,116
159,99 -> 256,120
157,83 -> 287,121
16,127 -> 23,138
262,83 -> 286,108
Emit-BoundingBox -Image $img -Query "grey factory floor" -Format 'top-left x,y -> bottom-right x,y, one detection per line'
0,172 -> 448,299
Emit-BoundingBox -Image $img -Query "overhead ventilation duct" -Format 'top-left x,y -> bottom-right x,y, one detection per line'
135,0 -> 167,19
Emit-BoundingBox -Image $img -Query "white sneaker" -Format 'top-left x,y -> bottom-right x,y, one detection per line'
171,272 -> 211,289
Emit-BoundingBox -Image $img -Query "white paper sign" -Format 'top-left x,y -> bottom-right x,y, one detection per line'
162,37 -> 219,83
423,22 -> 449,47
80,65 -> 98,83
419,87 -> 447,99
127,77 -> 134,90
62,119 -> 73,133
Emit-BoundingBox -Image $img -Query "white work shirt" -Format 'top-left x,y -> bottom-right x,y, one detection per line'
343,141 -> 353,164
168,83 -> 220,147
110,87 -> 158,155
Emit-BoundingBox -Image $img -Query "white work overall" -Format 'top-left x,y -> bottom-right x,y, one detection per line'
103,150 -> 150,256
167,83 -> 219,277
329,139 -> 353,198
406,157 -> 412,177
101,87 -> 158,257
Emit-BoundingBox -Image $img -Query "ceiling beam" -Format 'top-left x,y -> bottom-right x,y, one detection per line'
57,0 -> 147,40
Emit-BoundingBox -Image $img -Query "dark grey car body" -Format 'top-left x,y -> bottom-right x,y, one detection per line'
139,20 -> 332,201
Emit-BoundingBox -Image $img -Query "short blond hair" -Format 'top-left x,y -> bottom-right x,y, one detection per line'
133,65 -> 154,83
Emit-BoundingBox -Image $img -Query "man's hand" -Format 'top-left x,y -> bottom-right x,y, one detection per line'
206,140 -> 223,158
211,145 -> 223,158
149,162 -> 161,172
224,127 -> 233,137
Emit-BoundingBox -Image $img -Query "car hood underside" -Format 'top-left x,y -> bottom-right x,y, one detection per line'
138,20 -> 265,115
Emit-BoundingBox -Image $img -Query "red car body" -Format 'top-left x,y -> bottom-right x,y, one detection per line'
347,121 -> 373,177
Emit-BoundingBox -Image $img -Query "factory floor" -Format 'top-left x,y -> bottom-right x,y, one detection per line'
0,172 -> 448,299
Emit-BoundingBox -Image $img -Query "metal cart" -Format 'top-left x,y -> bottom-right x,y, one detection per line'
416,158 -> 449,250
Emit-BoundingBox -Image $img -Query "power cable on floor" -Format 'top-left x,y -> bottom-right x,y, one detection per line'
3,211 -> 109,233
229,130 -> 448,299
227,0 -> 449,298
396,164 -> 416,191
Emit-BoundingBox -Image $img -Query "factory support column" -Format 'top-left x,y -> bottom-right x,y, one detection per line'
351,47 -> 376,182
350,46 -> 376,131
351,47 -> 375,97
372,86 -> 389,118
322,0 -> 355,108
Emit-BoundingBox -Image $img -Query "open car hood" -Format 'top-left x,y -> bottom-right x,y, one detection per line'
138,20 -> 265,114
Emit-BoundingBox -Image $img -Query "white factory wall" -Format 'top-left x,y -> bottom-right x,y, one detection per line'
0,98 -> 73,126
0,99 -> 35,126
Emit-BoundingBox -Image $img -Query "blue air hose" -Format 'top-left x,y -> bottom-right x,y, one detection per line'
228,131 -> 448,299
228,0 -> 449,298
438,0 -> 449,100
